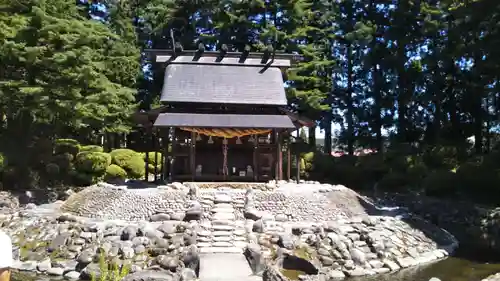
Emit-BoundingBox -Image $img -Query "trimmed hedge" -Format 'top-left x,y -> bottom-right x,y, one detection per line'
0,153 -> 5,172
110,149 -> 145,179
75,152 -> 112,174
54,139 -> 80,156
104,164 -> 127,182
80,145 -> 104,153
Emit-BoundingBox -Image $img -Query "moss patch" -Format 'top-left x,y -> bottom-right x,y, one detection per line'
280,269 -> 306,281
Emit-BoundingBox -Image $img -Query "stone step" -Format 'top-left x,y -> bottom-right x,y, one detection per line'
199,247 -> 243,254
213,203 -> 233,209
211,207 -> 234,213
211,225 -> 235,231
213,231 -> 233,236
212,213 -> 235,221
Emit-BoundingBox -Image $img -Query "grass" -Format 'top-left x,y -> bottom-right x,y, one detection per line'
91,252 -> 130,281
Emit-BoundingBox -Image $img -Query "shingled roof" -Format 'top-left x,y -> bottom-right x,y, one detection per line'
160,64 -> 288,106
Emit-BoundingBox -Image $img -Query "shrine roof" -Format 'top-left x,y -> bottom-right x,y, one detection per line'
160,64 -> 288,106
154,113 -> 296,129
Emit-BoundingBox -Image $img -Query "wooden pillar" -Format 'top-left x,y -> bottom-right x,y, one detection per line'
278,131 -> 283,180
160,128 -> 169,182
170,128 -> 177,182
190,132 -> 196,181
274,129 -> 280,180
296,129 -> 301,181
153,129 -> 159,182
253,135 -> 258,181
287,134 -> 291,180
144,126 -> 151,182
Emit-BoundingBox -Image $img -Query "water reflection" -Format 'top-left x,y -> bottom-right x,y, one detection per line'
350,248 -> 500,281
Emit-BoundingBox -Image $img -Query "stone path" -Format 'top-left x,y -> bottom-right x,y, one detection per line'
199,253 -> 260,281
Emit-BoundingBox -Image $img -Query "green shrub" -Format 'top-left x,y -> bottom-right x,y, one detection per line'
423,170 -> 458,198
45,163 -> 60,175
91,252 -> 130,281
71,171 -> 99,186
75,152 -> 112,174
0,153 -> 5,172
52,153 -> 74,171
110,149 -> 145,179
54,139 -> 80,156
104,164 -> 127,182
423,145 -> 459,169
80,145 -> 104,153
455,161 -> 500,204
377,172 -> 410,191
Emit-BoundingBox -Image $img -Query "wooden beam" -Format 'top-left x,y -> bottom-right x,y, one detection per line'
155,55 -> 291,67
145,49 -> 300,61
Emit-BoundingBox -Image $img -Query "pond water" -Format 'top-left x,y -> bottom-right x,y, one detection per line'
12,250 -> 500,281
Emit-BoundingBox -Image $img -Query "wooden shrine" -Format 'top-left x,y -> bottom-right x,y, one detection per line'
134,41 -> 313,182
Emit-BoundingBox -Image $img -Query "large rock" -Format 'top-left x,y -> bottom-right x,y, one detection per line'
244,243 -> 266,275
281,255 -> 318,275
180,245 -> 200,276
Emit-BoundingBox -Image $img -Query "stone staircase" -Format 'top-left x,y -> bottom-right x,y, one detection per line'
197,191 -> 250,254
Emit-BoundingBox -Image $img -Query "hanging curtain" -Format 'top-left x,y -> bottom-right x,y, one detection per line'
180,127 -> 271,138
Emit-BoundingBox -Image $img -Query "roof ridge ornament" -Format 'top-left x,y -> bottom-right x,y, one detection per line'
170,29 -> 183,58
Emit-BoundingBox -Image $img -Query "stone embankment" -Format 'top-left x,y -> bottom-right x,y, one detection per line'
0,181 -> 458,280
483,273 -> 500,281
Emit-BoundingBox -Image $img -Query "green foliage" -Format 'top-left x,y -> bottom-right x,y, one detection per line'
423,170 -> 458,198
45,163 -> 60,175
75,152 -> 112,174
110,149 -> 145,179
91,252 -> 130,281
0,153 -> 5,172
51,153 -> 74,171
54,139 -> 80,156
71,171 -> 98,186
104,164 -> 127,182
80,145 -> 105,153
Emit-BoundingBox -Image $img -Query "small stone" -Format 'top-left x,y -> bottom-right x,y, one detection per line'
157,222 -> 177,235
350,248 -> 366,265
171,212 -> 186,221
37,258 -> 51,272
47,267 -> 65,276
252,220 -> 264,233
77,250 -> 95,264
64,271 -> 81,279
383,260 -> 400,271
328,270 -> 345,279
150,213 -> 171,222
